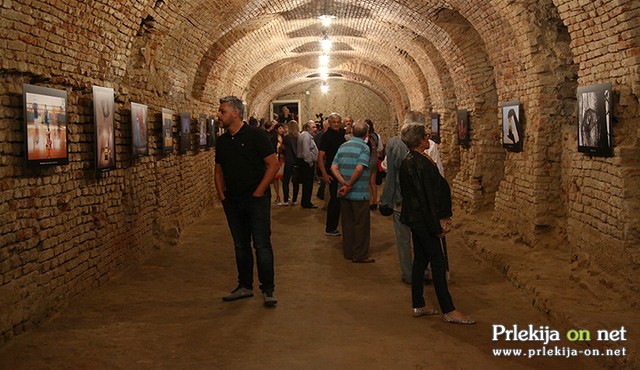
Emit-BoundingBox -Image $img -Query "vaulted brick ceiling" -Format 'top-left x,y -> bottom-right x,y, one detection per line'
137,0 -> 514,118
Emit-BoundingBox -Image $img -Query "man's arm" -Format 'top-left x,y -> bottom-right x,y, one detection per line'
214,163 -> 226,201
317,150 -> 332,183
253,153 -> 279,197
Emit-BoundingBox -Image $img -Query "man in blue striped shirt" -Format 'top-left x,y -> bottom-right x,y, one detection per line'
330,121 -> 375,263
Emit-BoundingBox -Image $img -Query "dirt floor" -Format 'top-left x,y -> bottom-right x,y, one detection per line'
0,198 -> 637,369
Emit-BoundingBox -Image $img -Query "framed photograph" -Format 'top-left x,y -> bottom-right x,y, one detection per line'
161,108 -> 174,154
131,102 -> 148,157
430,113 -> 440,144
93,86 -> 116,173
270,100 -> 300,123
198,113 -> 207,147
502,101 -> 523,152
207,116 -> 217,148
180,112 -> 191,154
578,83 -> 612,156
456,109 -> 469,146
23,84 -> 69,166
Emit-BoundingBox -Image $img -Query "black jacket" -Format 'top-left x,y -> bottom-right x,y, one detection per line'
399,150 -> 452,235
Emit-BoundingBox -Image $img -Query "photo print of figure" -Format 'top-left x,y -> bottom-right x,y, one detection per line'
502,101 -> 523,152
578,83 -> 612,156
131,102 -> 148,157
23,84 -> 69,165
93,86 -> 116,172
162,108 -> 174,154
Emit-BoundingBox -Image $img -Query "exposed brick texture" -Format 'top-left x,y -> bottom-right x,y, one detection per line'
1,0 -> 639,348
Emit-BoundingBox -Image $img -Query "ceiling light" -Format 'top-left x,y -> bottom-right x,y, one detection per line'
319,72 -> 329,80
319,15 -> 335,27
320,82 -> 329,94
319,54 -> 329,65
320,35 -> 332,52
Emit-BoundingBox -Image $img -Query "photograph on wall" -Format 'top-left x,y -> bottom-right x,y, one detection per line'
180,112 -> 191,154
162,108 -> 174,154
456,109 -> 469,146
93,85 -> 116,173
207,116 -> 216,148
430,113 -> 441,144
577,83 -> 612,156
502,101 -> 523,152
23,84 -> 69,166
271,100 -> 300,123
131,102 -> 148,157
198,113 -> 207,147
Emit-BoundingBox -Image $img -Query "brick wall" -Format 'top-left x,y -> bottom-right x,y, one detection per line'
1,0 -> 639,348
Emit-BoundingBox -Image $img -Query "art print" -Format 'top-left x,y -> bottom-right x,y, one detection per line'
23,84 -> 69,166
578,83 -> 612,156
131,102 -> 148,157
93,86 -> 116,172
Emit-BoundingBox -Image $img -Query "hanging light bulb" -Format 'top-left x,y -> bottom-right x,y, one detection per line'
320,82 -> 329,94
320,34 -> 332,52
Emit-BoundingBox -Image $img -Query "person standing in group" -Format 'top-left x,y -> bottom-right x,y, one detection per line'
281,120 -> 300,206
314,119 -> 329,201
331,120 -> 374,263
214,96 -> 280,307
317,113 -> 346,236
379,130 -> 411,284
399,121 -> 474,323
297,120 -> 319,209
364,119 -> 383,211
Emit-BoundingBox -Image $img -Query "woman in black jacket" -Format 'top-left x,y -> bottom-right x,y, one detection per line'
399,122 -> 474,324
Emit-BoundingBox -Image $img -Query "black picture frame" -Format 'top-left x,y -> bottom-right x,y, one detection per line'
23,84 -> 69,167
179,112 -> 191,154
207,116 -> 217,148
162,108 -> 174,154
93,86 -> 116,173
198,113 -> 207,147
577,83 -> 612,156
430,113 -> 441,144
131,102 -> 148,157
456,109 -> 469,146
502,101 -> 523,152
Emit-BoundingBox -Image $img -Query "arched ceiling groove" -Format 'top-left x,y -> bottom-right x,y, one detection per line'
223,34 -> 429,107
244,56 -> 408,109
194,20 -> 436,108
248,62 -> 406,120
251,74 -> 398,122
182,2 -> 486,108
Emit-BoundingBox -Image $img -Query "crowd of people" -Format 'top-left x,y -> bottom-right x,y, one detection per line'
214,97 -> 474,324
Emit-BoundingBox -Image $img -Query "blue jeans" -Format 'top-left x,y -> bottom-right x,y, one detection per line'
222,193 -> 275,293
393,210 -> 412,283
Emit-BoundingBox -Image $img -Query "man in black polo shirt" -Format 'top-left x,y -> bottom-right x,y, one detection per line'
214,96 -> 280,307
318,113 -> 346,236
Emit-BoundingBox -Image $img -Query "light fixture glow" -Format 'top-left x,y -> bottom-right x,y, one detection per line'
320,83 -> 329,94
319,54 -> 330,65
319,72 -> 329,80
320,35 -> 332,52
318,65 -> 329,74
319,15 -> 335,27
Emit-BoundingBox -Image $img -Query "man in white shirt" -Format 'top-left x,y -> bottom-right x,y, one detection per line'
297,120 -> 319,208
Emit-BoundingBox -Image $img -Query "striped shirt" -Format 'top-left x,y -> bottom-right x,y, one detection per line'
332,137 -> 370,201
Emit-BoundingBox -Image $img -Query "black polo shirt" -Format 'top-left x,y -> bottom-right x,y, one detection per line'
319,128 -> 346,169
215,123 -> 275,196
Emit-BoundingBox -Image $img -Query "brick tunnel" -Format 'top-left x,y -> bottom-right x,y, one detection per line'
0,0 -> 639,368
